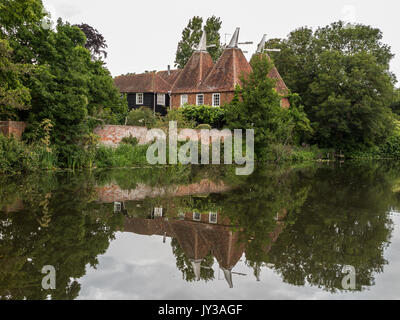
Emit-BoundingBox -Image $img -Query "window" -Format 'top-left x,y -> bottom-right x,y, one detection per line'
178,212 -> 185,220
196,94 -> 204,106
157,93 -> 165,106
136,93 -> 144,105
193,212 -> 201,221
212,93 -> 220,107
154,207 -> 163,218
114,202 -> 122,213
209,212 -> 218,224
181,94 -> 188,106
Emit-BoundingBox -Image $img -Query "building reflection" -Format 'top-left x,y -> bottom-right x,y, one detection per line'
120,205 -> 286,288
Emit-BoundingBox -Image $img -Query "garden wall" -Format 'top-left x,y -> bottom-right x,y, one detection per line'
0,121 -> 26,139
94,125 -> 231,147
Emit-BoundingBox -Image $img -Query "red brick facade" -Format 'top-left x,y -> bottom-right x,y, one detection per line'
0,121 -> 26,139
170,92 -> 235,108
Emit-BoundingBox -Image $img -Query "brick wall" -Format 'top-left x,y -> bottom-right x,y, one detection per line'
0,121 -> 27,139
94,125 -> 232,147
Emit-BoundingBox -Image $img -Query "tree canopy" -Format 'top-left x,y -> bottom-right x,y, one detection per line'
174,15 -> 222,69
265,21 -> 397,150
0,0 -> 127,164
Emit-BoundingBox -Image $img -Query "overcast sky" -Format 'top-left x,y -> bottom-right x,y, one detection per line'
42,0 -> 400,84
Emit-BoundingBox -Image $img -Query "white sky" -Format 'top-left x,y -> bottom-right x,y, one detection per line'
42,0 -> 400,85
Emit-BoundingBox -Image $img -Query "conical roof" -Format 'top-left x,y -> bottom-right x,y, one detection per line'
199,47 -> 252,92
171,50 -> 214,93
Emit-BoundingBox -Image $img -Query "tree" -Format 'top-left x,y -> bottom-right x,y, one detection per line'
1,0 -> 128,164
0,39 -> 31,120
225,54 -> 311,158
203,16 -> 223,62
174,15 -> 222,69
265,22 -> 397,150
22,19 -> 127,162
74,23 -> 108,60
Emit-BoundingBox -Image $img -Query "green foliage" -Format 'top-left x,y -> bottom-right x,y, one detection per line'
155,108 -> 196,129
265,21 -> 396,150
0,39 -> 31,120
121,135 -> 139,146
180,104 -> 226,128
0,134 -> 37,173
225,54 -> 311,159
174,15 -> 222,69
126,107 -> 157,127
0,172 -> 124,299
94,144 -> 149,168
1,2 -> 127,165
196,124 -> 212,130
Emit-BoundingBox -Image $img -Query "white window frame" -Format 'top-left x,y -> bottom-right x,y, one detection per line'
193,212 -> 201,221
196,94 -> 204,106
114,202 -> 122,213
178,212 -> 185,220
212,93 -> 220,107
154,207 -> 163,218
209,212 -> 218,224
136,93 -> 144,105
157,93 -> 165,106
180,94 -> 188,106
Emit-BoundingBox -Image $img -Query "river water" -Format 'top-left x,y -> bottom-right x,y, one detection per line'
1,162 -> 400,299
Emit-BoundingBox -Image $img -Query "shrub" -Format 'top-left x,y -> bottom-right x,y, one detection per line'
156,108 -> 196,129
94,144 -> 149,168
121,135 -> 139,146
180,105 -> 226,128
196,124 -> 212,130
126,107 -> 158,127
0,135 -> 38,174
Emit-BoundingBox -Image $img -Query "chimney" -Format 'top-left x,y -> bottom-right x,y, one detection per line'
167,65 -> 171,76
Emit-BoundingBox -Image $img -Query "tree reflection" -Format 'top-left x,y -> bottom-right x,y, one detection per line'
265,162 -> 397,292
0,173 -> 124,300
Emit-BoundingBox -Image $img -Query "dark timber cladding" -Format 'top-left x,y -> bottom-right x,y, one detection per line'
114,72 -> 175,115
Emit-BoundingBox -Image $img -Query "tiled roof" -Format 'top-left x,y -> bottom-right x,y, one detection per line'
267,62 -> 289,96
157,69 -> 182,86
199,48 -> 252,93
171,51 -> 214,93
114,72 -> 172,93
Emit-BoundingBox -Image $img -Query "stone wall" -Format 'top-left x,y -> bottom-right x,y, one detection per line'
0,121 -> 27,139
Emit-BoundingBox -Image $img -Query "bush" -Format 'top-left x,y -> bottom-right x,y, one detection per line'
155,108 -> 196,129
121,135 -> 139,146
196,124 -> 212,130
180,105 -> 226,128
0,135 -> 38,174
94,144 -> 149,168
126,107 -> 158,127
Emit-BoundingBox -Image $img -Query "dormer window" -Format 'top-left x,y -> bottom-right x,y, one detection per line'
196,94 -> 204,106
136,93 -> 144,105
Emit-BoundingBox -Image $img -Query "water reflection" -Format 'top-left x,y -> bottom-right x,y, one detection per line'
0,162 -> 399,299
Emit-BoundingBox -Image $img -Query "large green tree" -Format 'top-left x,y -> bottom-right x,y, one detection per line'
174,15 -> 222,69
0,0 -> 128,164
225,54 -> 311,158
265,21 -> 397,150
